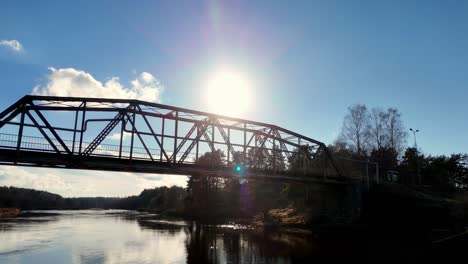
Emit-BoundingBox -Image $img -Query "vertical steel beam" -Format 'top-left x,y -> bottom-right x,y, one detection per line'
71,105 -> 80,154
129,105 -> 136,160
161,118 -> 165,162
211,124 -> 214,168
119,116 -> 124,159
16,106 -> 25,152
273,137 -> 276,174
243,123 -> 246,162
79,102 -> 86,155
254,133 -> 257,168
196,125 -> 199,161
173,111 -> 178,163
227,128 -> 230,163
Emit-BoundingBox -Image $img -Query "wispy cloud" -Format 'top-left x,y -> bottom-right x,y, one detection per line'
0,39 -> 24,52
32,67 -> 163,103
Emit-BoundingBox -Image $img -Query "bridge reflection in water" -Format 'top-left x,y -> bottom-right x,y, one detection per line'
0,95 -> 376,183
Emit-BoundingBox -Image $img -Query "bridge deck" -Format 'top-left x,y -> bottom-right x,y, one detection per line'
0,148 -> 349,184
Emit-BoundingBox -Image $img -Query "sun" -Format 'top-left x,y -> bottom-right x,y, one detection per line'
204,68 -> 252,117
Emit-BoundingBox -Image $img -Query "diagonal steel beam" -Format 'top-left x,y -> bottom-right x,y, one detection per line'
0,108 -> 22,130
124,113 -> 155,162
29,102 -> 71,155
25,112 -> 61,154
253,129 -> 272,168
81,104 -> 134,157
81,112 -> 126,156
178,120 -> 212,163
170,122 -> 198,162
215,120 -> 236,158
245,132 -> 256,148
136,105 -> 171,162
273,130 -> 291,160
256,129 -> 271,153
202,130 -> 216,153
0,96 -> 29,121
0,96 -> 30,130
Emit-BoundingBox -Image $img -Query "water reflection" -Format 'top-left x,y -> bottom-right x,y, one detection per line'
185,224 -> 319,264
0,210 -> 318,264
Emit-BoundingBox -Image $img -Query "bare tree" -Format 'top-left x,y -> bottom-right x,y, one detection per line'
369,107 -> 389,151
385,108 -> 407,154
339,104 -> 371,156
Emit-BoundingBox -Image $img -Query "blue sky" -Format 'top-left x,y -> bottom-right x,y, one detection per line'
1,0 -> 468,196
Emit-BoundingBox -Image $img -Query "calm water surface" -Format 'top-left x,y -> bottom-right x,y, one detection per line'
0,210 -> 320,264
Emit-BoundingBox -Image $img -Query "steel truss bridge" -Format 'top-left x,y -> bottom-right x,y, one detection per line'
0,95 -> 372,183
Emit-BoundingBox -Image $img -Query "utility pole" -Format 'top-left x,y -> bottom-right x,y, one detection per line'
409,128 -> 420,185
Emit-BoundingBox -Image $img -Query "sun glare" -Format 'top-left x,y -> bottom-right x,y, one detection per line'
204,68 -> 252,117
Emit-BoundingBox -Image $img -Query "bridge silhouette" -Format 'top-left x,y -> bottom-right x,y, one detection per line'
0,95 -> 374,183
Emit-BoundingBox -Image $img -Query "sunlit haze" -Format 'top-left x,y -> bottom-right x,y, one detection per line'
204,67 -> 252,117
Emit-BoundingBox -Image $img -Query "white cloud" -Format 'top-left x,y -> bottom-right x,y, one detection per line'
110,131 -> 131,141
0,39 -> 24,52
32,68 -> 163,103
0,166 -> 74,195
141,71 -> 155,83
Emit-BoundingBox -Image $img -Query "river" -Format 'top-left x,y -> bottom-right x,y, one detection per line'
0,210 -> 323,264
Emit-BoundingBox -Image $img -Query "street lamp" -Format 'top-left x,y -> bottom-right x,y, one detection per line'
409,128 -> 420,184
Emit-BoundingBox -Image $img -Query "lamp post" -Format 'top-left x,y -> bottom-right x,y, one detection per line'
409,128 -> 420,184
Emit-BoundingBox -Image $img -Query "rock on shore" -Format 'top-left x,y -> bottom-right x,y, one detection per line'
0,208 -> 20,218
254,208 -> 307,228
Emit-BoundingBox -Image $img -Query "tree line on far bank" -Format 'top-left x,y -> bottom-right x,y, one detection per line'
0,186 -> 186,215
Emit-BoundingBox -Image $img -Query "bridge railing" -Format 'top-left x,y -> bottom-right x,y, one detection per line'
0,133 -> 158,161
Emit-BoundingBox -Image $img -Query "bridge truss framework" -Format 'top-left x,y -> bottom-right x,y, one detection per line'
0,95 -> 348,182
